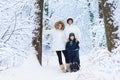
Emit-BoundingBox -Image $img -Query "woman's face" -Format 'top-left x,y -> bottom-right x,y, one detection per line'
70,36 -> 75,40
58,24 -> 62,29
68,20 -> 73,25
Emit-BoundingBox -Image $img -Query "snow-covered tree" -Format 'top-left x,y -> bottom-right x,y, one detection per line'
32,0 -> 44,65
101,0 -> 119,52
42,0 -> 106,54
0,0 -> 37,70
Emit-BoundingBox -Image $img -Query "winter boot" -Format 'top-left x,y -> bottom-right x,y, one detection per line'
66,64 -> 71,72
60,64 -> 66,73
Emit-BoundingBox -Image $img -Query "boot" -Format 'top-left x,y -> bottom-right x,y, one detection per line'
66,64 -> 71,72
60,64 -> 66,73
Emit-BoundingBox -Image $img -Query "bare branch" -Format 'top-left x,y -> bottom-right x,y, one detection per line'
14,28 -> 29,32
4,12 -> 17,43
0,0 -> 23,12
1,26 -> 11,40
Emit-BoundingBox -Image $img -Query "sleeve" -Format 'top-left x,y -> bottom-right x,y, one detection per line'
76,41 -> 80,49
64,27 -> 69,40
74,41 -> 80,51
65,42 -> 71,51
63,31 -> 68,43
65,42 -> 68,50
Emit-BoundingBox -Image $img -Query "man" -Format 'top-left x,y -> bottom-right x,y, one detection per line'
65,18 -> 81,42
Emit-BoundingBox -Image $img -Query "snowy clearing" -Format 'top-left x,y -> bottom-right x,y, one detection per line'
0,48 -> 120,80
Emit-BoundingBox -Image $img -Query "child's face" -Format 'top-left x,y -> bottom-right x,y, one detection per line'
70,36 -> 75,40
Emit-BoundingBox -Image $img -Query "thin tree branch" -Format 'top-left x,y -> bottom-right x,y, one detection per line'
4,12 -> 17,43
1,26 -> 11,40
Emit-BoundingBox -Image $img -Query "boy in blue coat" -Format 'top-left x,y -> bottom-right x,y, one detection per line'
66,33 -> 80,72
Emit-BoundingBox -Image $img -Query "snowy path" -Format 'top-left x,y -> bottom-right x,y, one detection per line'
0,54 -> 81,80
0,53 -> 120,80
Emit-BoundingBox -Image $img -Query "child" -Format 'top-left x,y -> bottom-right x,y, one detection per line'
66,33 -> 80,72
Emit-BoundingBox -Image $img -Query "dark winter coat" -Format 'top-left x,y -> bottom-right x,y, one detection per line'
65,40 -> 80,64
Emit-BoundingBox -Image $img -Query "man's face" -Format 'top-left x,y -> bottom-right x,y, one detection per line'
68,20 -> 73,25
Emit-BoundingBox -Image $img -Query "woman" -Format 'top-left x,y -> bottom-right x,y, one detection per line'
51,21 -> 70,72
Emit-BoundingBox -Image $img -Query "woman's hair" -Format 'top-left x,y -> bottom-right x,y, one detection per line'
54,21 -> 65,30
67,18 -> 73,23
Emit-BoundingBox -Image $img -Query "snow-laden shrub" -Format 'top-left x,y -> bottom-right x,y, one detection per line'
0,44 -> 27,70
89,47 -> 120,73
0,0 -> 37,70
90,24 -> 106,48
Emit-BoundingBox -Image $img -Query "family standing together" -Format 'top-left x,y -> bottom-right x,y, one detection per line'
50,18 -> 81,72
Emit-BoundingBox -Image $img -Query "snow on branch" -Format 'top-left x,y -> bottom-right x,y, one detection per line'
0,0 -> 37,70
4,12 -> 17,43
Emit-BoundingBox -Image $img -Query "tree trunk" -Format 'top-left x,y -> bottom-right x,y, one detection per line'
37,0 -> 44,65
101,0 -> 119,52
32,0 -> 44,65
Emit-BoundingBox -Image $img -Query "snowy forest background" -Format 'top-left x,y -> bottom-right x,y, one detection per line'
0,0 -> 120,80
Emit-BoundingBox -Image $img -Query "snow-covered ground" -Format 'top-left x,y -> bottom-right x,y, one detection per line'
0,0 -> 120,80
0,47 -> 120,80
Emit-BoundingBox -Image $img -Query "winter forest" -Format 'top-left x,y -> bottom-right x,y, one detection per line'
0,0 -> 120,80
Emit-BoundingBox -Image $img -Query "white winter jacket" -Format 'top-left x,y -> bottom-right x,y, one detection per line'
65,24 -> 81,41
49,28 -> 67,51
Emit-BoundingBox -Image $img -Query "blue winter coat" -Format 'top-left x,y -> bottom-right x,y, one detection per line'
66,41 -> 80,64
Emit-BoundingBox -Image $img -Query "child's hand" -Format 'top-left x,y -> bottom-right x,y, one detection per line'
74,49 -> 79,51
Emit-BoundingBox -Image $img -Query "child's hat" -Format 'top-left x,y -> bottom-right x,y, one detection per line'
69,33 -> 75,37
